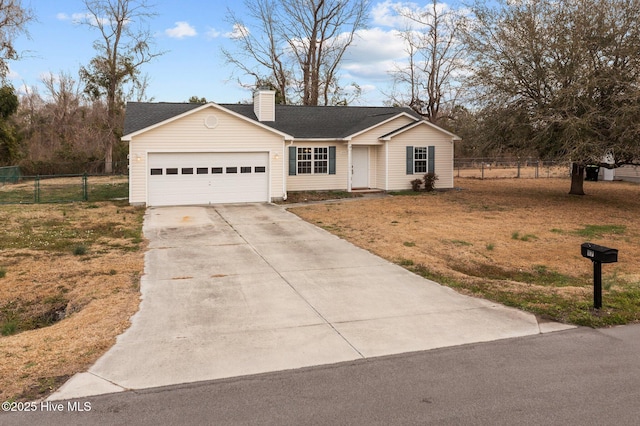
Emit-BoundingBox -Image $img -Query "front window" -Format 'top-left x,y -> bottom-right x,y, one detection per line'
314,147 -> 328,174
297,147 -> 328,174
414,147 -> 427,174
297,147 -> 312,174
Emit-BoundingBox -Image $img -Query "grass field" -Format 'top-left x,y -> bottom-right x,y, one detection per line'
290,178 -> 640,327
0,200 -> 145,402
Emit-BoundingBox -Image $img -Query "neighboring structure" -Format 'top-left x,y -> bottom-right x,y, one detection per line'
122,90 -> 461,206
612,165 -> 640,183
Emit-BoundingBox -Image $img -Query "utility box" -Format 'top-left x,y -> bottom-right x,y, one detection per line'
581,242 -> 618,264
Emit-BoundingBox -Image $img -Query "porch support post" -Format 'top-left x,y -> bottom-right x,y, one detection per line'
385,142 -> 389,191
347,143 -> 353,192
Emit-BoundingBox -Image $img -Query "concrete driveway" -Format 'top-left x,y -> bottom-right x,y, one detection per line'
51,203 -> 573,400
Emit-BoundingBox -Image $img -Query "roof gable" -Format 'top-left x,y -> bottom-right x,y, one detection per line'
380,120 -> 462,141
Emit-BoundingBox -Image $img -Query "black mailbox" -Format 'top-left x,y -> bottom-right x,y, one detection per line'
581,242 -> 618,309
581,242 -> 618,264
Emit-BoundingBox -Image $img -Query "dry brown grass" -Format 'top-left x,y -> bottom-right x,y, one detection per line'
290,178 -> 640,326
0,201 -> 145,401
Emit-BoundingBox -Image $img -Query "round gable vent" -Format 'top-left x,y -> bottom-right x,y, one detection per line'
204,115 -> 218,129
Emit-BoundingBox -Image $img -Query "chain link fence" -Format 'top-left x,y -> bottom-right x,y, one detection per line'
0,174 -> 128,204
454,158 -> 571,179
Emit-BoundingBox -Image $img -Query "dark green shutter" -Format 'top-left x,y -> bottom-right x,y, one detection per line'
428,146 -> 435,174
406,146 -> 414,175
288,146 -> 297,176
329,146 -> 336,175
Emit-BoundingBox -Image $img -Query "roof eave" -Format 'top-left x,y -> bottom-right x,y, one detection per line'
380,120 -> 462,141
346,112 -> 419,140
122,102 -> 293,141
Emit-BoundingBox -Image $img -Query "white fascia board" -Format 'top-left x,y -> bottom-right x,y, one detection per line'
291,138 -> 350,143
121,102 -> 293,141
346,112 -> 419,140
379,120 -> 462,141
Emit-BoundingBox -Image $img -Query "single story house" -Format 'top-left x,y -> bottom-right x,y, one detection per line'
122,90 -> 461,206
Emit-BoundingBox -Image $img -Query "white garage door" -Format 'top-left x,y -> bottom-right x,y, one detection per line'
148,152 -> 269,206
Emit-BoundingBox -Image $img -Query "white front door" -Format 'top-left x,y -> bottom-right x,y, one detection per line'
352,146 -> 369,189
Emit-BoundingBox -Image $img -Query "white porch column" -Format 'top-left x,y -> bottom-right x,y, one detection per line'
347,143 -> 352,192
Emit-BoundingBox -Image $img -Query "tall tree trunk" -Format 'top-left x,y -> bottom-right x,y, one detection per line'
569,163 -> 585,195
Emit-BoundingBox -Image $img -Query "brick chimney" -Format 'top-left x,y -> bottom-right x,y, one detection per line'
253,88 -> 276,122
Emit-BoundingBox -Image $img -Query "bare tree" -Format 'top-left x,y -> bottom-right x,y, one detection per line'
79,0 -> 163,173
224,0 -> 291,104
0,0 -> 34,81
389,0 -> 467,124
15,73 -> 111,173
224,0 -> 369,105
465,0 -> 640,195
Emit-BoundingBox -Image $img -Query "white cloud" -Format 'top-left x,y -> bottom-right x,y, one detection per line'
56,11 -> 111,26
206,28 -> 221,39
7,65 -> 20,80
224,23 -> 249,39
165,21 -> 197,39
371,1 -> 456,30
371,0 -> 427,29
337,28 -> 409,82
347,28 -> 408,62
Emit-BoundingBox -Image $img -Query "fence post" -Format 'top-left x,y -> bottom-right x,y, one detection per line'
82,174 -> 88,201
34,176 -> 40,203
481,162 -> 484,180
535,161 -> 539,178
517,161 -> 521,178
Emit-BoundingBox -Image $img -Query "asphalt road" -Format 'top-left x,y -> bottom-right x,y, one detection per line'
3,324 -> 640,426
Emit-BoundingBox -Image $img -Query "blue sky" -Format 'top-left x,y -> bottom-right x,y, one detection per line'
11,0 -> 459,105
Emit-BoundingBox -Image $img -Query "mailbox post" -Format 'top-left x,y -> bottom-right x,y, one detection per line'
581,242 -> 618,309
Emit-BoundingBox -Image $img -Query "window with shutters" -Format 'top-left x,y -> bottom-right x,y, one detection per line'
313,147 -> 328,174
297,147 -> 312,174
297,147 -> 329,174
414,147 -> 427,174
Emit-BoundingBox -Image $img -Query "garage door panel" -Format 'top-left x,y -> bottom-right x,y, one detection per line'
148,153 -> 269,206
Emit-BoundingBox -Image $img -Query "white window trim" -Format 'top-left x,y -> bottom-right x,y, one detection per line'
297,146 -> 329,175
414,146 -> 428,174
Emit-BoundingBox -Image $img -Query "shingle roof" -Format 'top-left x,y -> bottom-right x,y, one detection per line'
123,102 -> 422,139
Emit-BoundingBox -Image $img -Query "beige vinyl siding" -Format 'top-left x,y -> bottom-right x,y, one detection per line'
368,146 -> 378,188
287,142 -> 348,191
350,115 -> 416,146
253,90 -> 276,121
375,143 -> 388,190
387,127 -> 454,190
615,165 -> 640,183
128,107 -> 285,205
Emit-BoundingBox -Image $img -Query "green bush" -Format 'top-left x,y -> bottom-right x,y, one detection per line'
73,245 -> 87,256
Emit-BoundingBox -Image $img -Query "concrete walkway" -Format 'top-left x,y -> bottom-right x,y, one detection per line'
50,204 -> 573,400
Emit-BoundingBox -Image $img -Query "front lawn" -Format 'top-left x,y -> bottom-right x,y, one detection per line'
289,178 -> 640,327
0,201 -> 145,401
